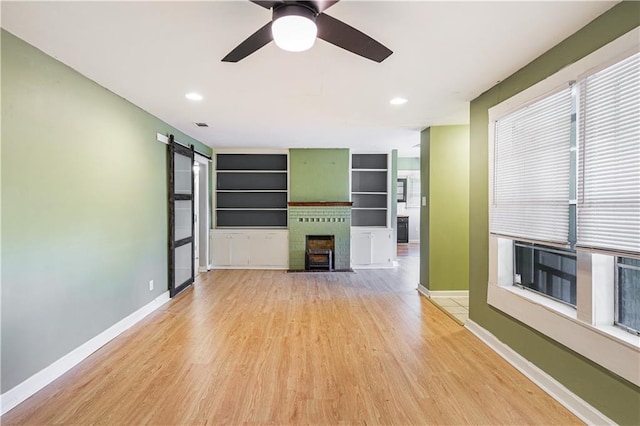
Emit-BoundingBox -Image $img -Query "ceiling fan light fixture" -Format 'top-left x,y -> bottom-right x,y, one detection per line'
272,5 -> 317,52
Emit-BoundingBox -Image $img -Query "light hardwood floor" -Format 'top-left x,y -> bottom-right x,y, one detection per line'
3,254 -> 580,425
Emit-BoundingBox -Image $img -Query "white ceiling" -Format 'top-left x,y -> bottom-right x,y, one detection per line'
1,1 -> 616,155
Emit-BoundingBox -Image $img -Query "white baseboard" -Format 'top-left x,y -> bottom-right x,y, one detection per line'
416,286 -> 469,299
465,320 -> 615,426
0,291 -> 171,416
351,264 -> 394,270
417,284 -> 429,297
198,266 -> 208,273
211,266 -> 288,270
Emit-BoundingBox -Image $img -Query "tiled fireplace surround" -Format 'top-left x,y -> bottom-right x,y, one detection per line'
288,202 -> 352,270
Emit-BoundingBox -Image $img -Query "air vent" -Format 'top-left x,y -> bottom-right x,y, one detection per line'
194,122 -> 209,128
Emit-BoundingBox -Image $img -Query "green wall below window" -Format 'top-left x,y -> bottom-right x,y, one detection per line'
468,3 -> 640,424
289,149 -> 350,202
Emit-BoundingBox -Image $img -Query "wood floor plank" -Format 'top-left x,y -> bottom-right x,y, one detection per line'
2,254 -> 581,425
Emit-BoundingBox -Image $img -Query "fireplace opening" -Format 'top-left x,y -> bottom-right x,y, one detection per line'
305,235 -> 335,271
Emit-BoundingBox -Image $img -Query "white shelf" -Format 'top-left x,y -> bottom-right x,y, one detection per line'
352,192 -> 387,195
215,226 -> 288,229
216,170 -> 286,173
216,190 -> 287,193
216,208 -> 287,211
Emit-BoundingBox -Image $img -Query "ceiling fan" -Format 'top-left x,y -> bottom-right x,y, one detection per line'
222,0 -> 393,63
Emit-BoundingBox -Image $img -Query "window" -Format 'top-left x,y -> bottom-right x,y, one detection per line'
515,242 -> 577,306
487,29 -> 640,387
616,257 -> 640,334
397,178 -> 407,203
492,83 -> 578,304
579,51 -> 640,336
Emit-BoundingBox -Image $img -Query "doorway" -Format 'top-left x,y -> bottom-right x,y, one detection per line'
194,154 -> 210,275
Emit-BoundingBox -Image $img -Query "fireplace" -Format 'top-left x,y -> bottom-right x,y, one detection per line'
288,202 -> 352,270
305,235 -> 335,271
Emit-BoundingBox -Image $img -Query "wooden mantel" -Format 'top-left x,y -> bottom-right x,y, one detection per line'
288,201 -> 353,207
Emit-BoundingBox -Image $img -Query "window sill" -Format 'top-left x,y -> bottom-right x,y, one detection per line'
488,282 -> 640,386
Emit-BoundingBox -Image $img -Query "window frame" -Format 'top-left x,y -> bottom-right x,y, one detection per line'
487,27 -> 640,387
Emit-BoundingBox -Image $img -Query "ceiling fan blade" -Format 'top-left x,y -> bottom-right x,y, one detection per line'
316,13 -> 392,63
250,1 -> 281,9
222,22 -> 273,62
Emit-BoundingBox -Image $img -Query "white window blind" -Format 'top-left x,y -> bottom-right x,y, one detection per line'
491,86 -> 572,245
577,52 -> 640,255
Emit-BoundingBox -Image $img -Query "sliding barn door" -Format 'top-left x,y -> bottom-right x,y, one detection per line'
168,135 -> 195,297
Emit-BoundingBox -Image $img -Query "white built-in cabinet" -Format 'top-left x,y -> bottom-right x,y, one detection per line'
350,153 -> 394,269
350,228 -> 394,268
211,229 -> 288,269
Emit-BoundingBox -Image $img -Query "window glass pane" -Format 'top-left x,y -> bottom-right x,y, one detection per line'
515,242 -> 576,306
174,153 -> 192,194
174,200 -> 192,241
620,257 -> 640,267
617,258 -> 640,333
174,243 -> 192,287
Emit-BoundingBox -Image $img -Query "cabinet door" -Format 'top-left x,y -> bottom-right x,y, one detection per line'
211,234 -> 232,266
229,234 -> 251,266
250,232 -> 288,267
351,232 -> 373,265
371,230 -> 393,266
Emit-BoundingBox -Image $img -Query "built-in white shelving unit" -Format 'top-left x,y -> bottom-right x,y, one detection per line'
351,153 -> 388,227
350,153 -> 393,268
215,153 -> 288,228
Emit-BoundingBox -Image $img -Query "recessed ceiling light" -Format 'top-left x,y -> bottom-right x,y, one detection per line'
390,97 -> 408,105
185,92 -> 203,101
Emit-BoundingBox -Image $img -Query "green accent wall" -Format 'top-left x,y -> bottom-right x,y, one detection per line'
398,157 -> 420,171
420,126 -> 469,291
1,30 -> 211,392
468,3 -> 640,424
289,149 -> 350,202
